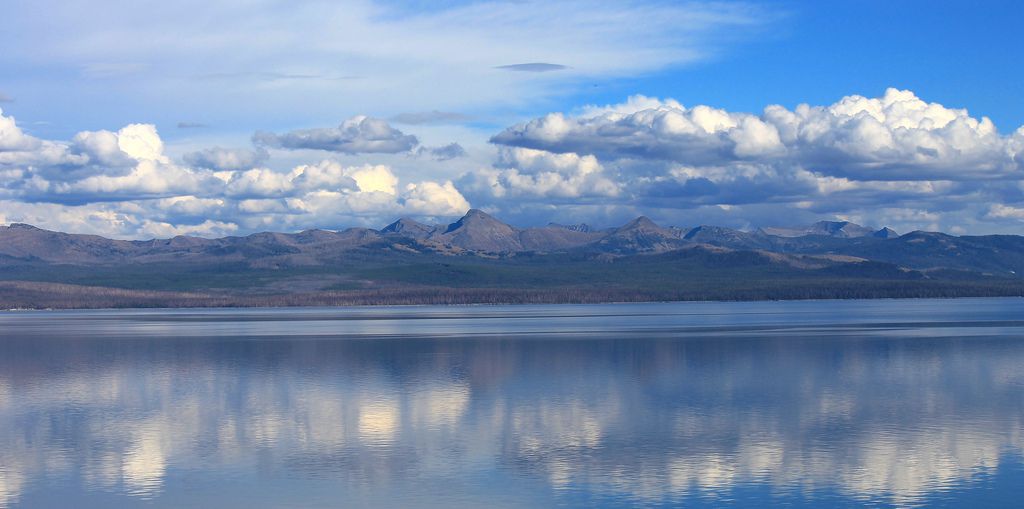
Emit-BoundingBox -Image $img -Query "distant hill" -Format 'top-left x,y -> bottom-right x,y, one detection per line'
381,217 -> 436,239
1,212 -> 1023,308
760,220 -> 873,239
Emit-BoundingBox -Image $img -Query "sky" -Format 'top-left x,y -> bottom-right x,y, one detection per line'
1,0 -> 1023,238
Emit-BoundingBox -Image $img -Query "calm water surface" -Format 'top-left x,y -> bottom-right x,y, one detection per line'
1,298 -> 1023,508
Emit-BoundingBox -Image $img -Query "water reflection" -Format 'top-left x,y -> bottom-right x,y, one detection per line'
0,300 -> 1023,507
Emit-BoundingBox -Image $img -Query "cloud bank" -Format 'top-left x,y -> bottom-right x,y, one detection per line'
0,108 -> 468,238
2,89 -> 1024,238
492,88 -> 1020,181
483,89 -> 1024,233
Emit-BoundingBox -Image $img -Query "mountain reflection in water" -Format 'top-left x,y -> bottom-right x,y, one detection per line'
1,299 -> 1023,508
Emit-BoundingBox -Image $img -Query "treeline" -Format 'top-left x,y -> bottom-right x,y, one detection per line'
2,279 -> 1022,310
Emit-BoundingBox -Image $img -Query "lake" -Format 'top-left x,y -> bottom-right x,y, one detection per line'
1,298 -> 1023,508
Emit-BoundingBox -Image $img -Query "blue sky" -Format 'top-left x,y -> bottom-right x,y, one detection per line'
584,1 -> 1023,128
1,0 -> 1023,238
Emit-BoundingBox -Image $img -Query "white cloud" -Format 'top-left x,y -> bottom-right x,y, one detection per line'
289,160 -> 359,193
153,195 -> 225,218
0,108 -> 40,152
4,90 -> 1024,237
72,129 -> 135,167
62,159 -> 204,198
0,117 -> 214,202
135,219 -> 239,239
222,161 -> 399,199
402,180 -> 471,217
460,147 -> 620,202
492,89 -> 1020,181
465,90 -> 1024,233
224,168 -> 296,199
350,165 -> 398,195
0,109 -> 470,236
115,124 -> 168,162
986,204 -> 1024,220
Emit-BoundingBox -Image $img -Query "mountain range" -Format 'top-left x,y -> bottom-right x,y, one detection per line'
2,210 -> 1023,308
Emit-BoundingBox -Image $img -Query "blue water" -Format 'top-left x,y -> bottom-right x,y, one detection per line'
1,298 -> 1023,508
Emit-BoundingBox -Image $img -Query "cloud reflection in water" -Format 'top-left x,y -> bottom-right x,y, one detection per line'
0,302 -> 1022,507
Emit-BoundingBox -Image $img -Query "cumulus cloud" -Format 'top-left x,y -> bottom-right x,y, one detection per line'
153,195 -> 226,219
350,164 -> 399,194
492,89 -> 1021,181
402,181 -> 471,216
71,129 -> 137,167
0,108 -> 41,152
285,161 -> 357,194
0,109 -> 470,237
69,123 -> 176,173
115,124 -> 168,162
1,116 -> 212,203
224,174 -> 469,232
60,160 -> 205,199
253,116 -> 418,154
138,219 -> 239,238
465,89 -> 1024,233
222,162 -> 407,201
460,147 -> 619,202
0,130 -> 85,170
224,168 -> 300,199
986,204 -> 1024,221
0,199 -> 239,238
5,90 -> 1024,237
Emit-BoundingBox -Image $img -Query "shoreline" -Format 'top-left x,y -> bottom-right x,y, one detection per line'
2,279 -> 1022,311
7,295 -> 1024,314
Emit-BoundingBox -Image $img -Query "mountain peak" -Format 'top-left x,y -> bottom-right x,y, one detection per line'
4,223 -> 43,231
381,217 -> 436,240
458,209 -> 499,224
599,216 -> 683,253
618,216 -> 660,231
445,209 -> 508,233
439,209 -> 520,252
873,227 -> 901,239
